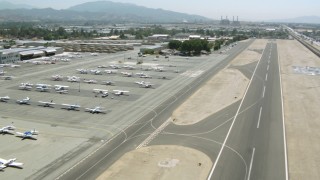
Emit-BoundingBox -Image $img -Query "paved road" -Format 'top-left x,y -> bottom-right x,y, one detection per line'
53,41 -> 253,180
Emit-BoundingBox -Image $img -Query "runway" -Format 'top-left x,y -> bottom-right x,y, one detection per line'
53,41 -> 254,180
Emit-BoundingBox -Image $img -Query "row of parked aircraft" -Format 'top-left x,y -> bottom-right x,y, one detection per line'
19,83 -> 69,94
0,96 -> 107,114
0,124 -> 39,140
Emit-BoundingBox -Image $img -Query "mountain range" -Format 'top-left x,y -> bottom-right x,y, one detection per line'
0,0 -> 318,24
0,0 -> 210,23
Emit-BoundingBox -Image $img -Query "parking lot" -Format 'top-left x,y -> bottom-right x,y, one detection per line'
0,48 -> 227,179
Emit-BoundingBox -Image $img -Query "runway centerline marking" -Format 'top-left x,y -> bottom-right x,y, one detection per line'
247,148 -> 256,180
257,107 -> 262,128
262,86 -> 266,98
207,44 -> 266,180
265,73 -> 268,81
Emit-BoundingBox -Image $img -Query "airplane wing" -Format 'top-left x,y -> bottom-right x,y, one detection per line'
9,162 -> 23,167
0,158 -> 7,164
16,132 -> 25,136
38,101 -> 55,105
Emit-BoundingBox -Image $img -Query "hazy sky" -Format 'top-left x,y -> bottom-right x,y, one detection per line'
8,0 -> 320,21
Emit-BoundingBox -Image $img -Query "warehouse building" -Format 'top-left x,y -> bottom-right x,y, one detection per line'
0,47 -> 63,64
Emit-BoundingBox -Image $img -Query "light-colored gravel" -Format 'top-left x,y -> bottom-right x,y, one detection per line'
278,39 -> 320,180
172,39 -> 268,125
96,145 -> 212,180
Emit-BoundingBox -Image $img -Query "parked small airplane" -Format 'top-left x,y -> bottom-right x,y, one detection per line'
140,74 -> 152,79
98,65 -> 108,68
54,85 -> 69,91
2,76 -> 13,80
121,72 -> 133,77
110,65 -> 121,69
90,69 -> 102,75
85,106 -> 106,114
61,104 -> 81,111
51,74 -> 64,81
38,100 -> 55,107
84,79 -> 98,84
113,90 -> 129,96
19,84 -> 32,91
67,76 -> 80,82
36,84 -> 51,92
91,53 -> 98,56
76,69 -> 88,74
102,81 -> 115,86
153,66 -> 165,72
140,83 -> 154,88
0,158 -> 23,170
16,97 -> 30,105
0,124 -> 15,135
123,65 -> 135,70
105,69 -> 118,74
93,89 -> 109,97
16,130 -> 37,140
0,96 -> 10,102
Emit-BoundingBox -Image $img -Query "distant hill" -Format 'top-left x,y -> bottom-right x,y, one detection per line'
67,0 -> 210,23
0,1 -> 35,10
269,16 -> 320,24
0,0 -> 210,23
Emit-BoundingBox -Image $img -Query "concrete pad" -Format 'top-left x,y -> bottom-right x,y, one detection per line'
96,145 -> 212,180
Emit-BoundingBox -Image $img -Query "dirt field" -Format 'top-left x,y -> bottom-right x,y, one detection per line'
172,39 -> 268,125
278,39 -> 320,180
96,145 -> 212,180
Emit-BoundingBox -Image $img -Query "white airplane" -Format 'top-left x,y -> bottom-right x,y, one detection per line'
110,65 -> 121,69
91,53 -> 98,56
121,72 -> 133,77
90,69 -> 102,75
2,76 -> 13,80
140,74 -> 152,79
61,104 -> 81,111
54,85 -> 69,90
113,90 -> 129,96
19,84 -> 33,91
67,76 -> 80,82
0,158 -> 23,170
123,65 -> 135,70
0,70 -> 5,76
153,66 -> 165,72
97,65 -> 108,68
135,81 -> 154,88
51,75 -> 64,81
0,124 -> 15,135
135,72 -> 145,76
16,130 -> 38,140
54,85 -> 69,94
21,82 -> 33,87
84,79 -> 98,84
105,69 -> 118,74
16,97 -> 30,105
0,96 -> 10,102
93,89 -> 109,97
102,80 -> 115,86
38,100 -> 55,107
76,69 -> 88,74
140,83 -> 154,88
10,64 -> 21,68
85,106 -> 106,114
36,84 -> 51,92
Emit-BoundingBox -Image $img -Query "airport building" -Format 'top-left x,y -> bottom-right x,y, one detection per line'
0,47 -> 63,63
140,45 -> 164,54
56,41 -> 134,53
